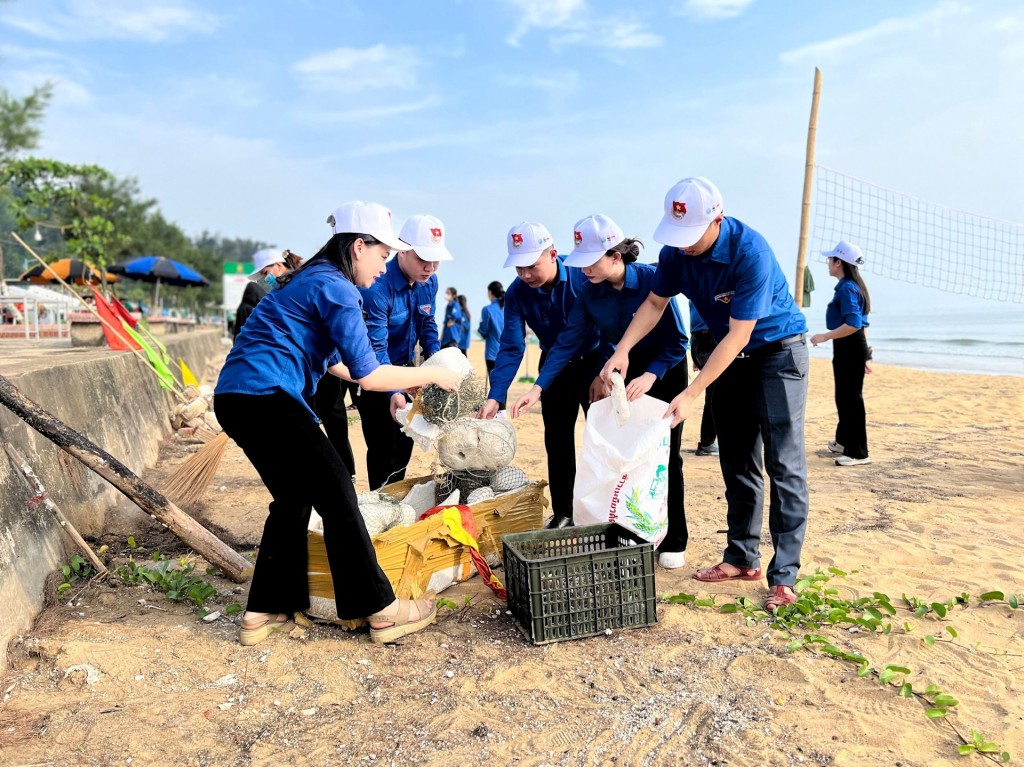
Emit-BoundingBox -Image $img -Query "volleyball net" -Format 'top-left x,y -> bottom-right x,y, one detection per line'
810,165 -> 1024,303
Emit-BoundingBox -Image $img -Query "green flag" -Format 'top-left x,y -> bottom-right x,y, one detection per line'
122,320 -> 176,391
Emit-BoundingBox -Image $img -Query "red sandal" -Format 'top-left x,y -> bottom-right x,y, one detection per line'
765,585 -> 797,611
692,563 -> 763,583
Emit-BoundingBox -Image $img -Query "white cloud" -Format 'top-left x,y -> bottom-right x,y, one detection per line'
0,0 -> 218,43
555,20 -> 662,49
500,0 -> 661,50
291,44 -> 420,93
677,0 -> 755,21
503,0 -> 586,46
305,96 -> 442,125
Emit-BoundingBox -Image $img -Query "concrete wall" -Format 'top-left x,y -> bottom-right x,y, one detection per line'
0,330 -> 223,672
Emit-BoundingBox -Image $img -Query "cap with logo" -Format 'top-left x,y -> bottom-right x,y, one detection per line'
503,222 -> 555,268
653,176 -> 725,249
565,214 -> 625,268
398,214 -> 454,262
326,200 -> 410,252
249,249 -> 286,281
821,240 -> 865,266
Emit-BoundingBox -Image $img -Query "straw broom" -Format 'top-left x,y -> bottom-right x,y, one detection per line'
161,431 -> 230,508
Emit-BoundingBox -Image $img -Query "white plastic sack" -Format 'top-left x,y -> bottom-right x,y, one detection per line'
573,394 -> 671,546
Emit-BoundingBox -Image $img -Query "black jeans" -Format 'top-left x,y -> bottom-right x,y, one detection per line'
628,350 -> 689,553
833,330 -> 869,459
311,374 -> 356,478
539,349 -> 600,519
215,392 -> 394,618
355,389 -> 414,490
690,330 -> 718,447
485,359 -> 502,408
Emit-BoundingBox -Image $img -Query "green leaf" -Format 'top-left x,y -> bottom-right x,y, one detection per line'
57,582 -> 71,593
945,626 -> 958,639
719,603 -> 740,614
225,604 -> 243,616
884,665 -> 911,674
974,732 -> 986,747
1009,595 -> 1019,609
865,606 -> 884,621
61,565 -> 71,577
664,593 -> 696,604
979,744 -> 1001,754
196,608 -> 209,619
857,663 -> 872,677
694,598 -> 716,608
958,745 -> 976,755
979,591 -> 1005,601
923,635 -> 936,646
925,707 -> 947,719
900,682 -> 913,698
786,638 -> 805,653
931,602 -> 947,618
1001,752 -> 1010,762
879,668 -> 896,684
933,694 -> 959,707
925,684 -> 940,696
827,567 -> 847,577
904,622 -> 913,633
128,536 -> 136,549
795,578 -> 812,592
915,606 -> 930,617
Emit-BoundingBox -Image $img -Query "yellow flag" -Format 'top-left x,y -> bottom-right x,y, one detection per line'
179,358 -> 199,388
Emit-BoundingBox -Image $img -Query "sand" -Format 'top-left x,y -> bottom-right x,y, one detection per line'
1,342 -> 1022,767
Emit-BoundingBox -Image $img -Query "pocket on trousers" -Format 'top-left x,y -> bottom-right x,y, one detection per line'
776,345 -> 808,381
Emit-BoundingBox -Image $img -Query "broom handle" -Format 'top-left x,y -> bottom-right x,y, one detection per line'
4,442 -> 109,575
11,233 -> 188,403
0,373 -> 251,582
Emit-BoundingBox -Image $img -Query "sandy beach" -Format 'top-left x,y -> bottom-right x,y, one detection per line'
1,343 -> 1022,767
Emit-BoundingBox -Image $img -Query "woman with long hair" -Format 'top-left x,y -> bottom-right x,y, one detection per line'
441,286 -> 463,348
214,201 -> 461,646
478,281 -> 505,385
811,241 -> 872,466
457,295 -> 471,356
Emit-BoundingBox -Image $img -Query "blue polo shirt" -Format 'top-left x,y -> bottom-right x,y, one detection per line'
358,258 -> 441,365
459,312 -> 471,351
651,217 -> 807,351
536,263 -> 688,391
488,257 -> 598,403
825,277 -> 870,331
441,301 -> 464,347
689,301 -> 709,333
477,299 -> 505,361
215,262 -> 380,417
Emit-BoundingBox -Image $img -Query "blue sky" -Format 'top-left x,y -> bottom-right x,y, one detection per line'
2,0 -> 1022,327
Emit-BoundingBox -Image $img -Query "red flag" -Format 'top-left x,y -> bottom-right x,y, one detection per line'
109,295 -> 138,328
90,287 -> 140,352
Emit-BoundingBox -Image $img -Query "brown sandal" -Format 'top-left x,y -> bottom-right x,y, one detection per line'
239,613 -> 294,646
368,595 -> 437,644
765,585 -> 797,612
692,563 -> 763,583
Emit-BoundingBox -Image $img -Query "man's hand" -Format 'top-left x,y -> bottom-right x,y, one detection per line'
600,349 -> 630,385
589,375 -> 610,403
389,392 -> 408,421
625,372 -> 657,402
664,388 -> 698,428
510,386 -> 542,418
810,333 -> 829,347
478,399 -> 501,419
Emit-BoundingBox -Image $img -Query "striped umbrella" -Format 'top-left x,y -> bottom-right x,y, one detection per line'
18,258 -> 118,285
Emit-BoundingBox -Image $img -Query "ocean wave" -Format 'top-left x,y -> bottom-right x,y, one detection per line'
880,336 -> 1024,349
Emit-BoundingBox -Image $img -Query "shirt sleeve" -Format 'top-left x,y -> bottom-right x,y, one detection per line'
418,285 -> 441,358
477,309 -> 489,339
839,283 -> 866,328
487,290 -> 526,403
728,246 -> 774,322
535,295 -> 592,390
651,247 -> 683,298
359,283 -> 393,365
317,279 -> 381,380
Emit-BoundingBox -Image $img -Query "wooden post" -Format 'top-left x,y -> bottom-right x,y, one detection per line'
3,442 -> 109,575
0,373 -> 251,582
794,67 -> 823,308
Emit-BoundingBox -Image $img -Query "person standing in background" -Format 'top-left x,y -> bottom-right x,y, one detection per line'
232,282 -> 267,340
811,241 -> 872,467
457,295 -> 471,357
441,286 -> 464,349
689,301 -> 719,457
478,281 -> 505,389
357,214 -> 452,489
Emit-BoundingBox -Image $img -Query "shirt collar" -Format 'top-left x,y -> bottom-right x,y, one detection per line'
683,217 -> 733,265
385,257 -> 412,290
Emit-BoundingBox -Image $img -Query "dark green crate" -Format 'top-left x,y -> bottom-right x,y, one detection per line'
502,523 -> 658,645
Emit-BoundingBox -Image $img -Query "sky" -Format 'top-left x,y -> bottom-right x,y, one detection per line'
2,0 -> 1022,329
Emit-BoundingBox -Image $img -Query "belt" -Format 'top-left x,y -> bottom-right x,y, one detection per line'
736,334 -> 805,359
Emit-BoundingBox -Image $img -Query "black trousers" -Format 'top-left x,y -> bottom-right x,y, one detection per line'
628,350 -> 689,553
833,330 -> 869,459
311,374 -> 356,478
485,359 -> 502,407
355,389 -> 414,490
215,392 -> 394,618
540,350 -> 600,520
690,330 -> 718,447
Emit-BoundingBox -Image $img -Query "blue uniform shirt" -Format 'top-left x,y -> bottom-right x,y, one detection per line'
488,257 -> 598,402
536,263 -> 688,391
689,300 -> 709,333
215,262 -> 380,418
441,301 -> 464,347
651,217 -> 807,350
459,312 -> 471,351
358,258 -> 441,365
825,277 -> 870,331
477,299 -> 505,361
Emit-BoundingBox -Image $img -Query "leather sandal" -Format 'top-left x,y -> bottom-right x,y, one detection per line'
239,613 -> 294,646
368,595 -> 437,644
692,563 -> 763,583
765,585 -> 797,611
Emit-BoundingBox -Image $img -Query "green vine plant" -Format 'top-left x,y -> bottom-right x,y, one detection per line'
664,569 -> 1018,763
56,554 -> 95,597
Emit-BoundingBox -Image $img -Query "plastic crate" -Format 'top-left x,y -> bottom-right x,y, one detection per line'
502,523 -> 657,644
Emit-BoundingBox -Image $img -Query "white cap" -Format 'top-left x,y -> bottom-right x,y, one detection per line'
326,200 -> 410,252
565,214 -> 624,268
822,240 -> 865,266
249,249 -> 286,281
503,222 -> 554,268
653,177 -> 724,248
398,214 -> 453,261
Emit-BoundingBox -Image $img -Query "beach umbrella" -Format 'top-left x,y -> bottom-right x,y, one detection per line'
108,256 -> 210,310
18,258 -> 118,285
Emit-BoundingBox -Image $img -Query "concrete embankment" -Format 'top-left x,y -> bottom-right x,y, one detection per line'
0,330 -> 223,673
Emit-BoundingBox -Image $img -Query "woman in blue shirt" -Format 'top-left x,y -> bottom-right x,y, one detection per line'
477,281 -> 506,386
511,214 -> 690,568
457,294 -> 471,357
811,241 -> 872,466
214,201 -> 460,646
441,287 -> 464,348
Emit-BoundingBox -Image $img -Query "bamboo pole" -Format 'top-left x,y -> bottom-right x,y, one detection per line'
0,373 -> 251,582
3,442 -> 108,575
10,232 -> 188,402
794,67 -> 823,308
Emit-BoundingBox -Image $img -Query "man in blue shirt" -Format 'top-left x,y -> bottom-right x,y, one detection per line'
602,177 -> 809,611
480,222 -> 599,528
356,214 -> 451,489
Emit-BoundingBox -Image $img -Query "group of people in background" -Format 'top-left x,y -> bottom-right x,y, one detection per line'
217,174 -> 874,645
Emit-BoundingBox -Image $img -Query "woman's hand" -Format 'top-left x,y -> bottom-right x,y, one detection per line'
510,386 -> 542,418
589,376 -> 610,403
389,392 -> 408,421
663,389 -> 698,428
810,333 -> 829,347
478,399 -> 501,419
600,350 -> 630,385
430,368 -> 463,391
625,372 -> 656,402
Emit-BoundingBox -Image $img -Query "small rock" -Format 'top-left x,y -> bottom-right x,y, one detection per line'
134,675 -> 144,682
202,611 -> 221,622
213,674 -> 237,687
470,723 -> 489,738
301,707 -> 318,716
605,629 -> 613,636
444,670 -> 454,679
218,702 -> 233,711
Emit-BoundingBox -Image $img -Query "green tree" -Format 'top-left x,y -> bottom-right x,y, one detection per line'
0,84 -> 52,165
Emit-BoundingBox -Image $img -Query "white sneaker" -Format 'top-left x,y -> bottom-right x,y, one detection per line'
835,455 -> 872,466
827,440 -> 844,454
659,551 -> 686,569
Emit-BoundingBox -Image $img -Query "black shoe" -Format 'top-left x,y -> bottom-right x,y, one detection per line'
695,441 -> 719,456
544,515 -> 574,530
